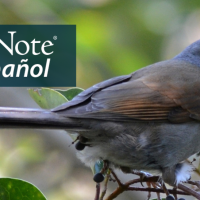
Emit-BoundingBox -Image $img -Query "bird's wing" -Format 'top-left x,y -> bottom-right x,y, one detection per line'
52,74 -> 132,111
53,60 -> 200,123
140,60 -> 200,122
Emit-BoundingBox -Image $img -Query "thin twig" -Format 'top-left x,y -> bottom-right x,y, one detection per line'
187,180 -> 200,189
94,183 -> 101,200
146,182 -> 151,200
194,168 -> 200,176
125,178 -> 141,186
173,187 -> 178,200
105,172 -> 191,200
156,192 -> 161,200
110,170 -> 123,187
105,185 -> 189,200
151,181 -> 161,200
105,169 -> 200,200
127,187 -> 190,195
178,183 -> 200,199
105,170 -> 127,200
186,159 -> 200,176
100,169 -> 111,200
162,182 -> 169,196
125,176 -> 160,187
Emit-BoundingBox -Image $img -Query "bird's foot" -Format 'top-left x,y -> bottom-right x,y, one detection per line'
131,170 -> 161,188
144,175 -> 172,199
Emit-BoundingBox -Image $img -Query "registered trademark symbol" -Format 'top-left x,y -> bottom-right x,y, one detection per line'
53,36 -> 57,40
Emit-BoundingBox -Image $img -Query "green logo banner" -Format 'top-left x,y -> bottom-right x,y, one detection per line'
0,25 -> 76,86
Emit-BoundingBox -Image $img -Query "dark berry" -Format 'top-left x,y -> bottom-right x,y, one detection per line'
75,141 -> 85,151
93,173 -> 104,183
166,195 -> 175,200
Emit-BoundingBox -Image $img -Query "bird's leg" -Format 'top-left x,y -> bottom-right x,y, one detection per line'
157,177 -> 177,200
146,182 -> 152,200
162,181 -> 170,196
172,187 -> 178,200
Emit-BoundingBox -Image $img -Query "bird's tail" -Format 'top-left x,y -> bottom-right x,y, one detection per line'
0,107 -> 82,130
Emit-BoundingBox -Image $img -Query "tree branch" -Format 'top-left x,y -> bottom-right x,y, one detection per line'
104,169 -> 200,200
178,183 -> 200,199
94,183 -> 100,200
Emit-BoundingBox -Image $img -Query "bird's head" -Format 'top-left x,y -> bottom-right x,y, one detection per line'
174,39 -> 200,68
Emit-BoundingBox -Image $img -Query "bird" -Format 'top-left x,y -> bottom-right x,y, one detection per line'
1,39 -> 200,186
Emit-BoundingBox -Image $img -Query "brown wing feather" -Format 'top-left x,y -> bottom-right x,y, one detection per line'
90,80 -> 176,121
56,59 -> 200,123
141,60 -> 200,121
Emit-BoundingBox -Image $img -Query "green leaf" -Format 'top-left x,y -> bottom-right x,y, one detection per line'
28,88 -> 68,109
92,160 -> 104,175
55,88 -> 84,101
0,178 -> 46,200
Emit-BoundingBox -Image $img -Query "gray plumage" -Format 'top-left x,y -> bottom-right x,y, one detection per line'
1,40 -> 200,186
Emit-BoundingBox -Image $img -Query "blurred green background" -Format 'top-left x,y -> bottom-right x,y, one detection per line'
0,0 -> 200,199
